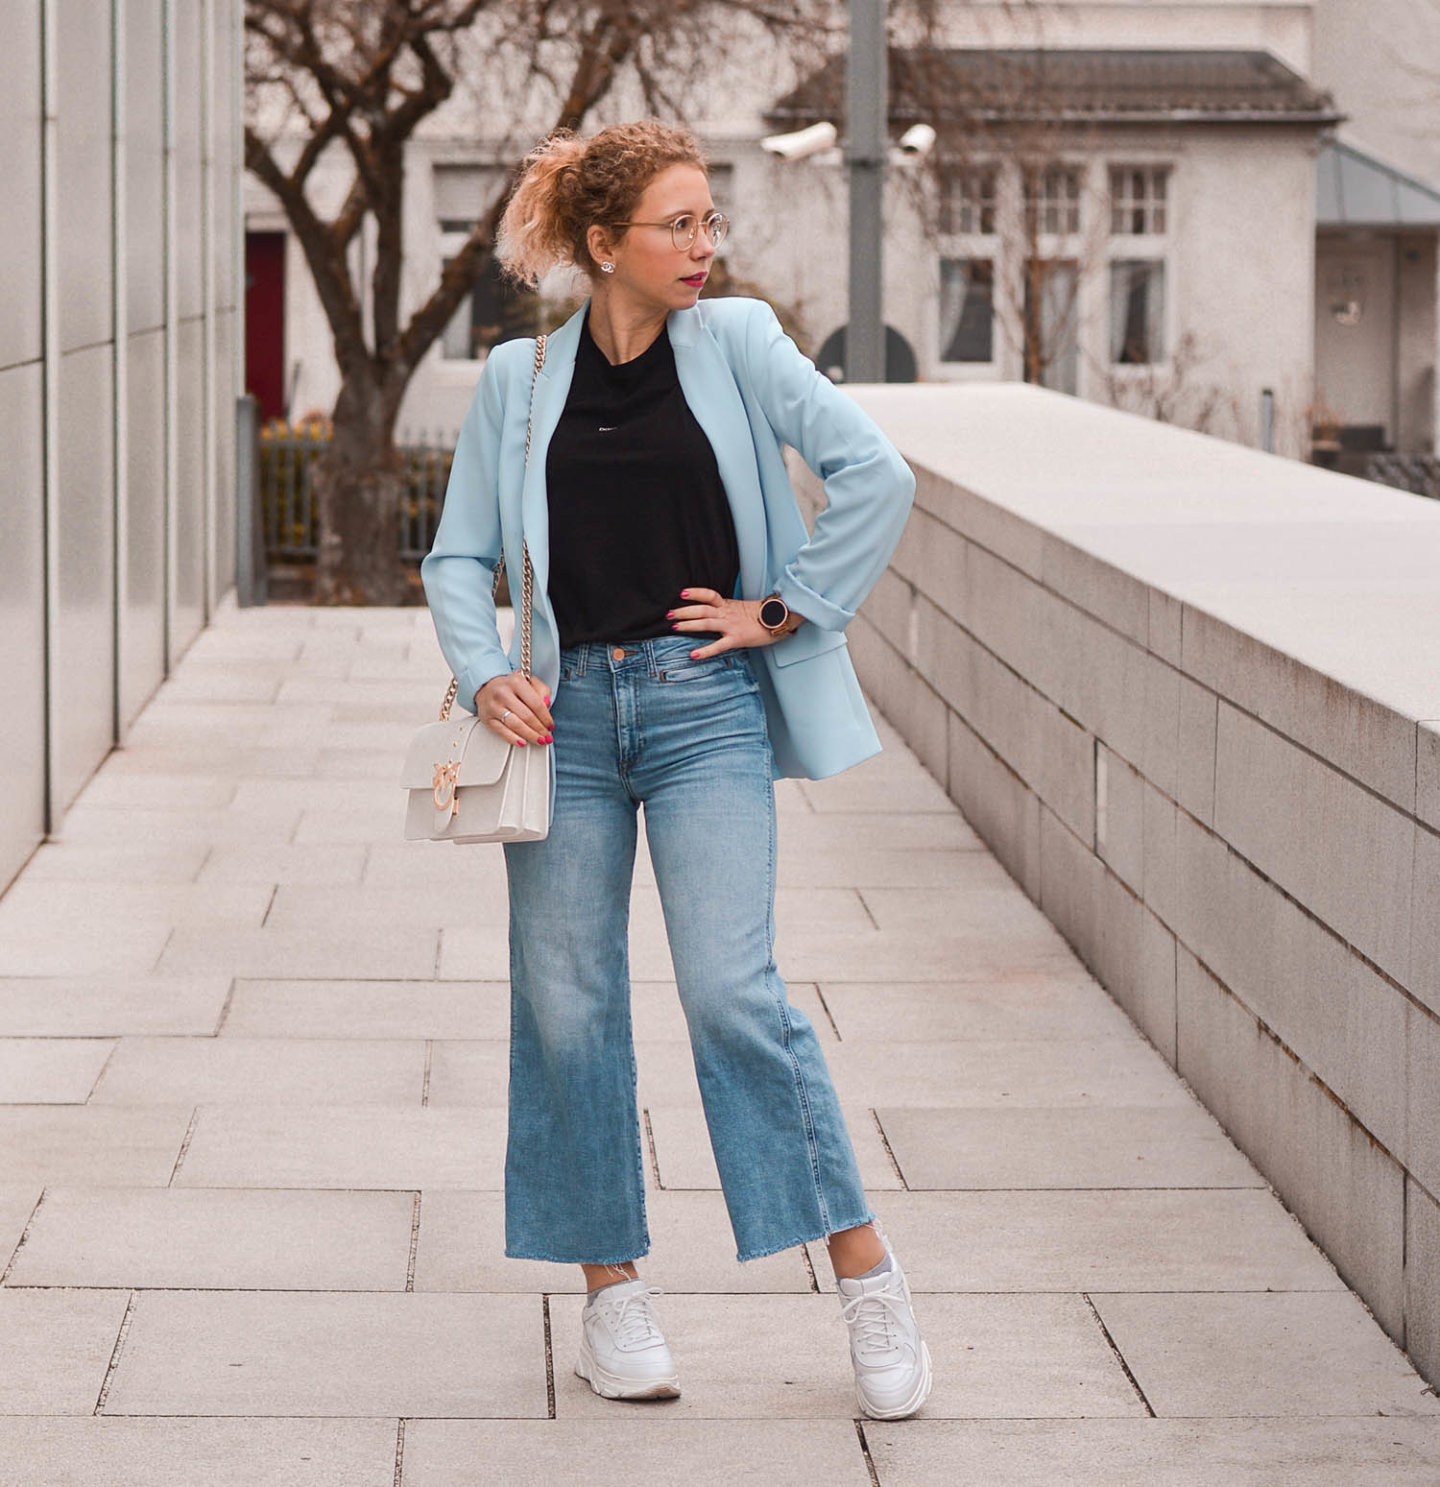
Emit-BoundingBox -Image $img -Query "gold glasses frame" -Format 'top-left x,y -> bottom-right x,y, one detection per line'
610,211 -> 730,252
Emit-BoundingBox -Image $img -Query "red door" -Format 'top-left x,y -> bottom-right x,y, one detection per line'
245,233 -> 286,421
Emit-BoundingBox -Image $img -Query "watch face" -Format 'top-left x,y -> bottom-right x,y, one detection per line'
760,597 -> 788,630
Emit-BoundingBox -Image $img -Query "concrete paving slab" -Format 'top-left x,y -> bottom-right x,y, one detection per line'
157,924 -> 441,981
0,922 -> 173,978
0,977 -> 231,1036
645,1105 -> 903,1194
0,884 -> 276,943
412,1190 -> 810,1295
0,1185 -> 41,1271
825,1038 -> 1193,1108
878,1106 -> 1266,1189
401,1419 -> 873,1487
817,978 -> 1137,1042
550,1290 -> 1139,1420
268,883 -> 512,934
19,840 -> 211,883
0,1107 -> 192,1186
423,1040 -> 510,1106
89,1037 -> 426,1106
775,926 -> 1083,984
778,846 -> 994,889
0,1288 -> 130,1413
0,1416 -> 398,1487
862,1417 -> 1440,1486
0,1038 -> 114,1102
195,843 -> 369,885
7,1187 -> 415,1290
174,1106 -> 506,1189
804,1190 -> 1347,1294
102,1291 -> 546,1417
73,772 -> 240,810
858,884 -> 1063,937
55,801 -> 302,847
223,979 -> 512,1040
1091,1291 -> 1440,1418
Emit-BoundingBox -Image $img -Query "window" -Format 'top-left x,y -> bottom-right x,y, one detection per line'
941,168 -> 997,235
1024,166 -> 1081,235
1110,260 -> 1167,364
438,220 -> 540,361
1023,260 -> 1079,394
1110,167 -> 1169,235
939,259 -> 994,362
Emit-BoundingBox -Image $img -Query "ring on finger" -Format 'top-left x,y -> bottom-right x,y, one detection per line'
499,708 -> 512,725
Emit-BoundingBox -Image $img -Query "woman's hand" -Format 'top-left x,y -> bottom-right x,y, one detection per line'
476,671 -> 553,746
667,588 -> 802,659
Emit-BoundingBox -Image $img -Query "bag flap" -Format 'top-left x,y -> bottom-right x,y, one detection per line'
401,716 -> 512,789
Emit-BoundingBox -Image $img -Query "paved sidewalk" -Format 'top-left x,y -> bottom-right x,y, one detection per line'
0,600 -> 1437,1486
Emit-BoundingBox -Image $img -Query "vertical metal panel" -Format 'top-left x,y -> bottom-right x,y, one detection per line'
172,0 -> 202,322
162,0 -> 178,668
0,365 -> 48,888
121,327 -> 166,725
200,0 -> 215,615
120,0 -> 166,723
172,316 -> 205,651
111,0 -> 128,743
0,1 -> 44,372
212,308 -> 236,587
124,0 -> 165,335
53,344 -> 117,811
56,0 -> 115,353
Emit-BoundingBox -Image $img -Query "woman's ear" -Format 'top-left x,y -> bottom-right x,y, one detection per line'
585,222 -> 616,273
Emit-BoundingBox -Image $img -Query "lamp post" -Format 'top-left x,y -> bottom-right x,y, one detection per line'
847,0 -> 887,383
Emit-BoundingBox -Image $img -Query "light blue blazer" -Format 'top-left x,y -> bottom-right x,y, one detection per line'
420,294 -> 915,781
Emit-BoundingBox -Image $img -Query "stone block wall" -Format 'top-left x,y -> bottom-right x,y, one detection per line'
793,382 -> 1440,1385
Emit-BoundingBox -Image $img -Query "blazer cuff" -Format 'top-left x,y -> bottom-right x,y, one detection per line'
776,571 -> 854,632
455,651 -> 514,715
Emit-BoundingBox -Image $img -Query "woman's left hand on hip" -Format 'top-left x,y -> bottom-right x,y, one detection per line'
667,588 -> 797,658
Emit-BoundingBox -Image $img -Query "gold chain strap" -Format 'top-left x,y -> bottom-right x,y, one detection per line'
439,332 -> 548,721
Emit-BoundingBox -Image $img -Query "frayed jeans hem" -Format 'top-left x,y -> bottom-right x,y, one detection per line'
734,1209 -> 877,1265
505,1244 -> 652,1266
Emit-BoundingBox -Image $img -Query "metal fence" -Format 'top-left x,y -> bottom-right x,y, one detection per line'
259,423 -> 455,561
1365,453 -> 1440,502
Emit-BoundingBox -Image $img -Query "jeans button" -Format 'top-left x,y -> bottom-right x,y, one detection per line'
611,647 -> 626,661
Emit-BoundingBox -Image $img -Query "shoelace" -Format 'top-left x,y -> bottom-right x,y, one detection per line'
594,1285 -> 665,1349
838,1287 -> 910,1359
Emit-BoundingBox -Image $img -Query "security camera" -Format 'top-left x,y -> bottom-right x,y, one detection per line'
761,121 -> 839,161
898,123 -> 936,157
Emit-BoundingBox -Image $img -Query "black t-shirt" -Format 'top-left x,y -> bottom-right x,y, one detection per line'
544,311 -> 740,648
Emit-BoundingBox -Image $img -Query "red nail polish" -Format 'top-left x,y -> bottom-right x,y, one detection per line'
690,650 -> 700,659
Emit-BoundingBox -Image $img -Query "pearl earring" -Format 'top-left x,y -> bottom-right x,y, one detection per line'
600,261 -> 615,274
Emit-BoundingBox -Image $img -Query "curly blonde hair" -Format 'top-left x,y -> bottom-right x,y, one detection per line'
496,120 -> 709,288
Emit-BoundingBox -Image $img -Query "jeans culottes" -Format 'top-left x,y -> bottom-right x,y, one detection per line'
501,635 -> 873,1264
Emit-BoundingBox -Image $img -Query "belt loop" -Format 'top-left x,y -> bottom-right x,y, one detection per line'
644,639 -> 662,680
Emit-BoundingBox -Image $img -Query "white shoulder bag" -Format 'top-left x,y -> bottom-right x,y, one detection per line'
402,334 -> 551,845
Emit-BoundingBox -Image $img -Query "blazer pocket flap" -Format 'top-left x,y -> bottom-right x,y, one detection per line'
767,625 -> 849,669
401,717 -> 511,789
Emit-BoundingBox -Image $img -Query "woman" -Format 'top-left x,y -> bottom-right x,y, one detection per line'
422,120 -> 929,1420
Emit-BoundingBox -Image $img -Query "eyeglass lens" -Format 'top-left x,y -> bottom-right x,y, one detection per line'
672,214 -> 729,250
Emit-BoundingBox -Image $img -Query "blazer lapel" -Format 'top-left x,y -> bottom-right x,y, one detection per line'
668,305 -> 768,599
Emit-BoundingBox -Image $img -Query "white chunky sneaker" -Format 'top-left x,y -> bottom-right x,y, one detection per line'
575,1279 -> 681,1401
837,1252 -> 933,1420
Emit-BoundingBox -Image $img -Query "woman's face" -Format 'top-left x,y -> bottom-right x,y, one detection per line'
596,163 -> 716,312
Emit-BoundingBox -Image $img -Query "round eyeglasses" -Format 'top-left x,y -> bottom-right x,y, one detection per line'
610,211 -> 730,252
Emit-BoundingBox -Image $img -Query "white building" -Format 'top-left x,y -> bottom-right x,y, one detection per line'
244,0 -> 1440,465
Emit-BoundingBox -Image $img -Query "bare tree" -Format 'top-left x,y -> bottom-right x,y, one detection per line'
244,0 -> 837,603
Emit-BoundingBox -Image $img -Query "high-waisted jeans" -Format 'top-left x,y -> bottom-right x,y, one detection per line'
501,634 -> 873,1264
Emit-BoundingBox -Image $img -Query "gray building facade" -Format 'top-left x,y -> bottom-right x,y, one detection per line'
0,0 -> 244,889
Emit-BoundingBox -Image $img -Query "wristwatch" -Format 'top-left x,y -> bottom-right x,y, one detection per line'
758,594 -> 798,636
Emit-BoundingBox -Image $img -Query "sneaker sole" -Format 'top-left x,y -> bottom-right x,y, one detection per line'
857,1340 -> 933,1421
575,1334 -> 681,1401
